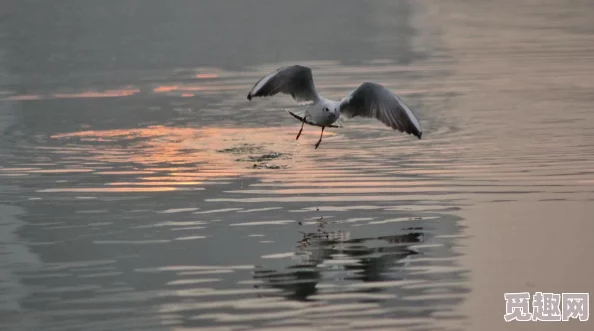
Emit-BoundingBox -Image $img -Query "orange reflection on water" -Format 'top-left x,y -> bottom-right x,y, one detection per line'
53,88 -> 140,99
4,94 -> 43,101
50,125 -> 311,184
37,187 -> 183,193
48,119 -> 429,196
44,117 -> 446,197
53,126 -> 197,140
2,88 -> 141,101
195,73 -> 219,79
140,176 -> 203,181
154,85 -> 180,93
153,85 -> 206,93
106,181 -> 205,186
152,84 -> 246,93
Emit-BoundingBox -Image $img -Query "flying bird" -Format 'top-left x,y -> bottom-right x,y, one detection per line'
247,65 -> 422,149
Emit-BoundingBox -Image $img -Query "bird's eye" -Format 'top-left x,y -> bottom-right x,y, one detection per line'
324,107 -> 328,112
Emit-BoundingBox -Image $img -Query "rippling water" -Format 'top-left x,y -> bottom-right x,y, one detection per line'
1,1 -> 593,330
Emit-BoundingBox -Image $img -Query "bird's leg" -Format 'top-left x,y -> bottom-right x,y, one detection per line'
295,115 -> 309,140
314,126 -> 325,149
295,120 -> 306,140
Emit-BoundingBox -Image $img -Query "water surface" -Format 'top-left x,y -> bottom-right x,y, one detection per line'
1,1 -> 593,330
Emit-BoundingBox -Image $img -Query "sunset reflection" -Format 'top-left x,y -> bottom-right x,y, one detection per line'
4,94 -> 43,101
48,125 -> 319,192
3,1 -> 593,329
42,112 -> 443,194
152,84 -> 247,93
37,187 -> 184,193
195,73 -> 219,79
53,88 -> 140,99
1,89 -> 141,101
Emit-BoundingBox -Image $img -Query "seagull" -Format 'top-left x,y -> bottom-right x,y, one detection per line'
247,65 -> 422,149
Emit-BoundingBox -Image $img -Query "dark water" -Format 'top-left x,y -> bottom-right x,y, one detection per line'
1,1 -> 593,330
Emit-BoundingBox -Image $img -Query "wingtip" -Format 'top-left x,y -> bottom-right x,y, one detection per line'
408,130 -> 422,139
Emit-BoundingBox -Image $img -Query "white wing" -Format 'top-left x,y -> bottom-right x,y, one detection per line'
247,65 -> 319,105
339,82 -> 422,139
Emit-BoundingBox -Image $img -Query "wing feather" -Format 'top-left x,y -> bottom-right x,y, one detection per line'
339,82 -> 422,139
247,65 -> 319,104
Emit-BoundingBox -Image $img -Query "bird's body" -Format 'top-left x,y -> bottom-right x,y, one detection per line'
247,65 -> 422,148
303,97 -> 340,126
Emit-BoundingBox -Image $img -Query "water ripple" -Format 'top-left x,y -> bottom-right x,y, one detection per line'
2,1 -> 594,330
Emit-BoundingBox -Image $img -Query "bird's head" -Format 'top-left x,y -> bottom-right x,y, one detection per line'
322,103 -> 341,119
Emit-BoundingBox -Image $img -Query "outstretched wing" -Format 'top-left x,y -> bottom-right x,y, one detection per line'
339,82 -> 422,139
247,65 -> 319,104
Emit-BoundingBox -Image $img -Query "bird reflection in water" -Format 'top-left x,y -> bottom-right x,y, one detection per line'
253,218 -> 423,301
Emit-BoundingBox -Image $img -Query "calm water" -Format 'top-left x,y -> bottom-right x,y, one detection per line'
1,1 -> 593,330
